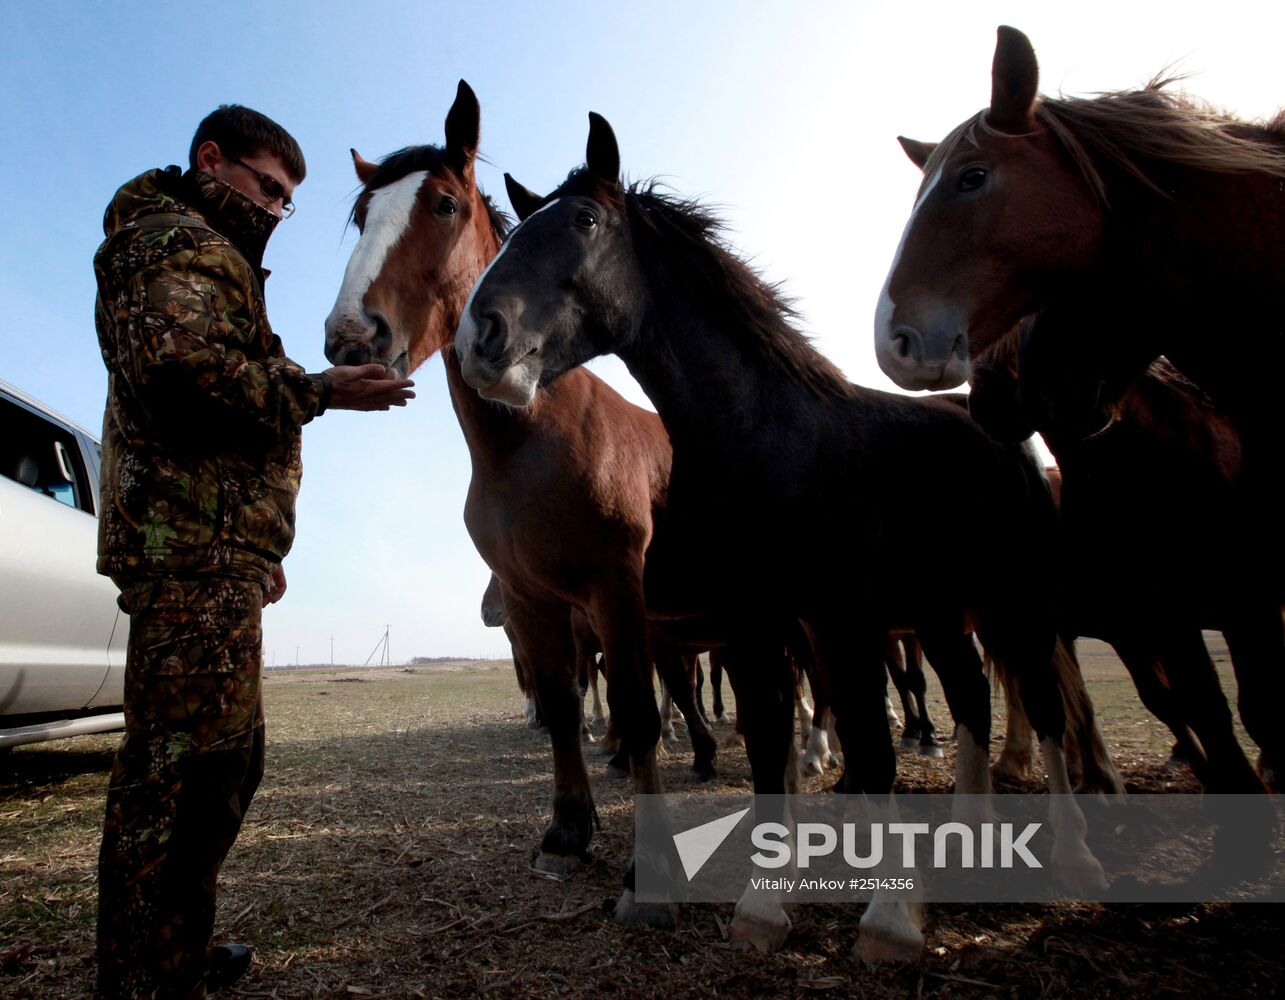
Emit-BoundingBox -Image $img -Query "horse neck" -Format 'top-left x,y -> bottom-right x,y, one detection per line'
618,296 -> 826,466
1062,162 -> 1285,416
443,347 -> 544,460
1102,164 -> 1285,308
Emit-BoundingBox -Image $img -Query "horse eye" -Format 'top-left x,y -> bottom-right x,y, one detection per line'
957,167 -> 988,193
438,196 -> 458,216
574,209 -> 597,229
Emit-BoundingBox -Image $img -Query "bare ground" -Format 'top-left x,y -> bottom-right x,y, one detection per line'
2,639 -> 1281,999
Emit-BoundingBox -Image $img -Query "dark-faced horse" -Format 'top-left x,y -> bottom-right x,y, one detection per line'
456,113 -> 1107,961
874,27 -> 1285,786
323,83 -> 718,914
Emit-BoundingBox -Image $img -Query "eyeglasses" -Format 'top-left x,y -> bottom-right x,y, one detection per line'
228,155 -> 295,218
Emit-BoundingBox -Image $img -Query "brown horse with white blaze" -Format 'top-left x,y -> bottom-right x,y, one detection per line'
323,83 -> 717,918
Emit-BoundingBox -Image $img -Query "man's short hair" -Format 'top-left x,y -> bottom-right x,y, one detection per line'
189,105 -> 306,182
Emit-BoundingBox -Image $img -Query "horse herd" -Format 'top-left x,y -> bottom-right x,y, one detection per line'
321,26 -> 1284,963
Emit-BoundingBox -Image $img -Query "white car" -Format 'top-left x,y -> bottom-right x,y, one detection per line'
0,378 -> 127,749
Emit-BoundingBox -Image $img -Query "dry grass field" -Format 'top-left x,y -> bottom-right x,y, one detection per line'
2,637 -> 1281,999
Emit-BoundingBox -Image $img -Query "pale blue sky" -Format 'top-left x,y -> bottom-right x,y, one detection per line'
2,1 -> 1279,662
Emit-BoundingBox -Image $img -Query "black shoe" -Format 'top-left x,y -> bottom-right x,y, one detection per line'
207,943 -> 252,991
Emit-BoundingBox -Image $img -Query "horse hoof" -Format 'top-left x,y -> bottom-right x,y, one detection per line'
854,924 -> 924,965
728,905 -> 791,953
693,763 -> 718,782
614,889 -> 677,929
605,763 -> 630,782
1256,754 -> 1280,792
918,744 -> 945,759
899,736 -> 919,750
802,756 -> 824,776
534,852 -> 582,878
714,712 -> 733,725
992,754 -> 1034,782
589,742 -> 615,758
590,714 -> 607,728
1053,848 -> 1109,895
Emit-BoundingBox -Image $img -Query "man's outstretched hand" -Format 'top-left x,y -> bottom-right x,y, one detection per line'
324,364 -> 416,411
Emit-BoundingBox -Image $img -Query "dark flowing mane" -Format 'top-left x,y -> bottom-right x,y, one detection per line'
348,144 -> 512,236
923,79 -> 1285,204
620,179 -> 851,401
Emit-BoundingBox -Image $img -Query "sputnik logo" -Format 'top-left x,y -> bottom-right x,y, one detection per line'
672,807 -> 750,879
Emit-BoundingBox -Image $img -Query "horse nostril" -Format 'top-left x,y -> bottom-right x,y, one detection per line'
371,313 -> 394,352
473,311 -> 507,359
891,326 -> 923,365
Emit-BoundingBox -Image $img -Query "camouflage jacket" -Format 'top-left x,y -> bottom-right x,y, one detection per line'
94,166 -> 329,583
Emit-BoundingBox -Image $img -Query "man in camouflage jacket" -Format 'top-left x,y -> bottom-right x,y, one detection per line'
93,105 -> 414,999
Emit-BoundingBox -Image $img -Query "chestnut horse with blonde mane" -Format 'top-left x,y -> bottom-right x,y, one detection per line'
323,84 -> 718,922
875,25 -> 1285,789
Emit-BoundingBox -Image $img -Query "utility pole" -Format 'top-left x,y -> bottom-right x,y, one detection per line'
330,634 -> 335,667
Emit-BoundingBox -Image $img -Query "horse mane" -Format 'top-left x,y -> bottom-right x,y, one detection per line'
922,78 -> 1285,204
348,143 -> 512,237
620,178 -> 852,401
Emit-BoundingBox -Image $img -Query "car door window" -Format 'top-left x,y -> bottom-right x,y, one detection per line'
0,395 -> 94,514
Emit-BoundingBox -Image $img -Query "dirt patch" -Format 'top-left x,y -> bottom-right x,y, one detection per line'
1,641 -> 1278,999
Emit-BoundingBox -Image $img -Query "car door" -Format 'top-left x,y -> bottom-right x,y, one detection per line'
0,388 -> 121,716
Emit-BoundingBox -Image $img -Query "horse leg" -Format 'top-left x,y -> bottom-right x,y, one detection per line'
592,585 -> 674,929
1221,603 -> 1285,791
991,629 -> 1105,894
505,596 -> 595,876
1147,629 -> 1261,791
796,676 -> 815,748
884,634 -> 916,744
658,680 -> 679,745
571,614 -> 597,744
808,622 -> 923,964
710,647 -> 732,724
992,657 -> 1037,781
588,653 -> 607,728
801,639 -> 837,777
654,642 -> 718,780
796,623 -> 911,956
902,634 -> 943,757
695,656 -> 711,724
1109,638 -> 1209,780
1147,627 -> 1272,872
915,621 -> 994,823
789,623 -> 818,748
726,633 -> 799,953
1049,637 -> 1125,796
504,621 -> 542,730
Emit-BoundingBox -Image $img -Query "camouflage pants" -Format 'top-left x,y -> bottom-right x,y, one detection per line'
97,575 -> 265,1000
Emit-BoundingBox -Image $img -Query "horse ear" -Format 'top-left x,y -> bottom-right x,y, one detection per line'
504,173 -> 544,222
586,112 -> 621,183
988,25 -> 1039,132
897,137 -> 936,171
351,148 -> 378,185
445,79 -> 481,173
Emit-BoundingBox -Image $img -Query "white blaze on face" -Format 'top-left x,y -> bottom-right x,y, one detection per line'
874,166 -> 943,352
325,171 -> 429,334
455,198 -> 563,356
